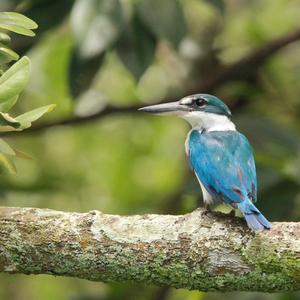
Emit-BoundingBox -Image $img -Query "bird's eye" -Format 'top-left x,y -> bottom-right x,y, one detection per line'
195,98 -> 206,107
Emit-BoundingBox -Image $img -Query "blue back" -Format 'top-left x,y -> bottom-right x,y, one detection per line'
188,130 -> 257,204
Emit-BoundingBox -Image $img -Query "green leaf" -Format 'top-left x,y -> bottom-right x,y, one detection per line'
0,112 -> 21,132
137,0 -> 186,47
0,47 -> 19,64
0,56 -> 31,103
0,138 -> 15,156
0,24 -> 35,37
0,33 -> 11,45
15,104 -> 56,129
116,15 -> 156,79
71,0 -> 123,58
0,12 -> 37,29
14,149 -> 32,160
0,104 -> 55,132
0,12 -> 37,37
69,48 -> 105,98
0,153 -> 16,174
69,0 -> 124,97
0,95 -> 18,112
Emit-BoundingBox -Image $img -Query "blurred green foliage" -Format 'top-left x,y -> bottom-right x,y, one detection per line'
0,0 -> 300,300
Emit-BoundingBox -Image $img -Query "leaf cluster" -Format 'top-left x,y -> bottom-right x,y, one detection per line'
0,12 -> 55,174
69,0 -> 187,97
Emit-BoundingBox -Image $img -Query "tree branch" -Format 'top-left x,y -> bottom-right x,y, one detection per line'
2,28 -> 300,137
201,27 -> 300,92
0,207 -> 299,292
0,105 -> 141,136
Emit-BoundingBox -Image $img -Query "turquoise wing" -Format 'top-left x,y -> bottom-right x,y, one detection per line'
188,130 -> 257,204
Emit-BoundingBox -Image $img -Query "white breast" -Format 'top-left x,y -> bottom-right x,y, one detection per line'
185,129 -> 214,205
182,111 -> 236,132
195,173 -> 214,205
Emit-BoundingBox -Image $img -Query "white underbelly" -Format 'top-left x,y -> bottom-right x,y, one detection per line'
185,130 -> 214,205
194,172 -> 214,205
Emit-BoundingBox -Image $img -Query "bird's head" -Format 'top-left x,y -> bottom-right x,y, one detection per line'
139,94 -> 233,130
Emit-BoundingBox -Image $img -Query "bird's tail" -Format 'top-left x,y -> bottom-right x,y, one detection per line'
238,200 -> 271,231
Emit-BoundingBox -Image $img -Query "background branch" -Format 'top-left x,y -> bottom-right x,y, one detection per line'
201,27 -> 300,92
0,206 -> 299,292
2,28 -> 300,137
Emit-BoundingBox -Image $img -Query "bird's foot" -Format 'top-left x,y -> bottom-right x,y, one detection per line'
202,204 -> 212,215
229,209 -> 236,217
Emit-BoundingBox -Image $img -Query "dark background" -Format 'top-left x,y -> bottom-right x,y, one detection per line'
0,0 -> 300,299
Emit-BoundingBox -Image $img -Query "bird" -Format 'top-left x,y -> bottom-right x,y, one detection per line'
139,94 -> 271,231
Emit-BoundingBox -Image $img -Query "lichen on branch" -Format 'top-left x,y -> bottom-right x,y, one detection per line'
0,207 -> 299,292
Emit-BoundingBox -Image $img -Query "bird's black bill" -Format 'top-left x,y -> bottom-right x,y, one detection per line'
138,101 -> 189,115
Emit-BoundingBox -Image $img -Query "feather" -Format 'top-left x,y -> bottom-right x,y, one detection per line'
188,130 -> 270,230
238,200 -> 271,231
188,130 -> 257,204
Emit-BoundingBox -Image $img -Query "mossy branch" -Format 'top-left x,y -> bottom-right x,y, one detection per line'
0,207 -> 299,292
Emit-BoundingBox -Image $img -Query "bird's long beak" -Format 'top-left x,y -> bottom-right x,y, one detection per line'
138,101 -> 188,115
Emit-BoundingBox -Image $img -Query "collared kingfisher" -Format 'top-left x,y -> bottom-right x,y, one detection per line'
139,94 -> 271,231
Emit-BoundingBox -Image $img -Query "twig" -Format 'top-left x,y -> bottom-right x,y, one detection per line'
3,27 -> 300,137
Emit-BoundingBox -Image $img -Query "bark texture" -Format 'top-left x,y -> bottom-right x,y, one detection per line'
0,207 -> 299,292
